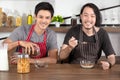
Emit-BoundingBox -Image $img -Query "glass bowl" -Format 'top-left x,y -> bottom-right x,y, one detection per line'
80,60 -> 95,69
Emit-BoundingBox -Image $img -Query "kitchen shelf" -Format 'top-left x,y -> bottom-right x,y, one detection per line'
0,26 -> 120,33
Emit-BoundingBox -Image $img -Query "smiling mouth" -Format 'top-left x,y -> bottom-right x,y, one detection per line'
39,23 -> 46,27
85,22 -> 92,25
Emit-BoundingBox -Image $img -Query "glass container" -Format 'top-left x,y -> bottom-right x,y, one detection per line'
17,54 -> 30,73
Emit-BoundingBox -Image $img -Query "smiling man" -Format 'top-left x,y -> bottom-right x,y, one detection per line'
3,2 -> 58,64
59,3 -> 116,70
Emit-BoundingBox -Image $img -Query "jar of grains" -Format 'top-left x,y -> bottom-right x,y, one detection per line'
17,54 -> 30,73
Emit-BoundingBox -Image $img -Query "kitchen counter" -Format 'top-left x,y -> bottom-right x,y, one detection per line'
0,64 -> 120,80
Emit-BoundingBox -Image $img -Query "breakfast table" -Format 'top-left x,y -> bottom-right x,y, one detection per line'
0,64 -> 120,80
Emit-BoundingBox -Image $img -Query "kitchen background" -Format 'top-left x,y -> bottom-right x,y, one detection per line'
0,0 -> 120,56
0,0 -> 120,25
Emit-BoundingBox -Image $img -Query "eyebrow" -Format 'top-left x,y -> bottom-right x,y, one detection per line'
83,12 -> 95,15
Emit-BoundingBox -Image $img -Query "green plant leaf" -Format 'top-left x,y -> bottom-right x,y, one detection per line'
51,15 -> 64,23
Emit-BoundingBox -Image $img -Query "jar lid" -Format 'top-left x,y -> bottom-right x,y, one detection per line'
24,54 -> 29,58
17,54 -> 29,58
17,54 -> 23,58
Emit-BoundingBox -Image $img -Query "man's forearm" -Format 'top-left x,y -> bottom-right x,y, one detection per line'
4,41 -> 19,51
30,57 -> 57,64
59,46 -> 73,60
107,54 -> 116,66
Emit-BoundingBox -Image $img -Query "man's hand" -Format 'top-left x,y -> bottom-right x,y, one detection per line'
68,36 -> 78,48
100,61 -> 110,70
19,41 -> 39,54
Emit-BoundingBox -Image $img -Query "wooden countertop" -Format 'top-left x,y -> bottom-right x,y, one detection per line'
0,26 -> 120,33
0,64 -> 120,80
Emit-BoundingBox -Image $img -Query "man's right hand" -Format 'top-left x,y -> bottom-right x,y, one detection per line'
68,36 -> 78,49
19,41 -> 39,54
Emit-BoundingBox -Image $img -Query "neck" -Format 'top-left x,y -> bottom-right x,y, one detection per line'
82,27 -> 95,36
34,25 -> 45,35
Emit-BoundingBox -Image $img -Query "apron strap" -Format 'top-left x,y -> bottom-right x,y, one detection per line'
26,24 -> 35,41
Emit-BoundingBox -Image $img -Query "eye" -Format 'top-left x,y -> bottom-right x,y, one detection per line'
46,16 -> 51,20
83,14 -> 88,17
39,16 -> 43,19
91,15 -> 95,18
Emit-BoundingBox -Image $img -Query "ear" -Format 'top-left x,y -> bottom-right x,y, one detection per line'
79,14 -> 82,23
80,14 -> 82,19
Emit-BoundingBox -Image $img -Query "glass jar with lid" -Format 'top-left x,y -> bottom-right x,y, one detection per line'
17,54 -> 30,73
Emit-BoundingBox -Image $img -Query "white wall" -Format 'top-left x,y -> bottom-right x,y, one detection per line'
0,0 -> 55,16
55,0 -> 119,16
55,0 -> 120,24
109,33 -> 120,56
0,0 -> 119,24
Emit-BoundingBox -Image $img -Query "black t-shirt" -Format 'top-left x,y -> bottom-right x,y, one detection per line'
63,25 -> 115,61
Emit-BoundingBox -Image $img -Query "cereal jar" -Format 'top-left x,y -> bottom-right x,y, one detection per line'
17,54 -> 30,73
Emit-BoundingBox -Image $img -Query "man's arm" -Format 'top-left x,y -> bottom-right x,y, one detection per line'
3,38 -> 19,51
100,54 -> 116,70
3,38 -> 38,54
30,49 -> 58,64
107,54 -> 116,66
59,37 -> 78,60
59,44 -> 73,60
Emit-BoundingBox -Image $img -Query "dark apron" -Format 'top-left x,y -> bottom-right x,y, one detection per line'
70,27 -> 99,64
18,24 -> 47,59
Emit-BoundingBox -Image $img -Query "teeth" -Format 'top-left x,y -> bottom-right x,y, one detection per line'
39,24 -> 45,27
85,22 -> 92,25
86,22 -> 91,24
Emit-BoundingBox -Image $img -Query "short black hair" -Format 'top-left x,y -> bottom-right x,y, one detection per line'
34,2 -> 54,17
80,3 -> 102,27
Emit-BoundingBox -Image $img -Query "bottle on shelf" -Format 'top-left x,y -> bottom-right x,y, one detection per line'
27,10 -> 32,25
71,14 -> 77,27
16,15 -> 22,27
1,12 -> 7,27
6,9 -> 16,27
6,16 -> 13,27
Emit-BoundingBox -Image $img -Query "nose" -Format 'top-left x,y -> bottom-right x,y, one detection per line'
41,18 -> 46,23
41,19 -> 47,25
87,15 -> 92,21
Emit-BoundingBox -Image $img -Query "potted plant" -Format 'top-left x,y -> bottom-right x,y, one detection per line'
51,15 -> 64,27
